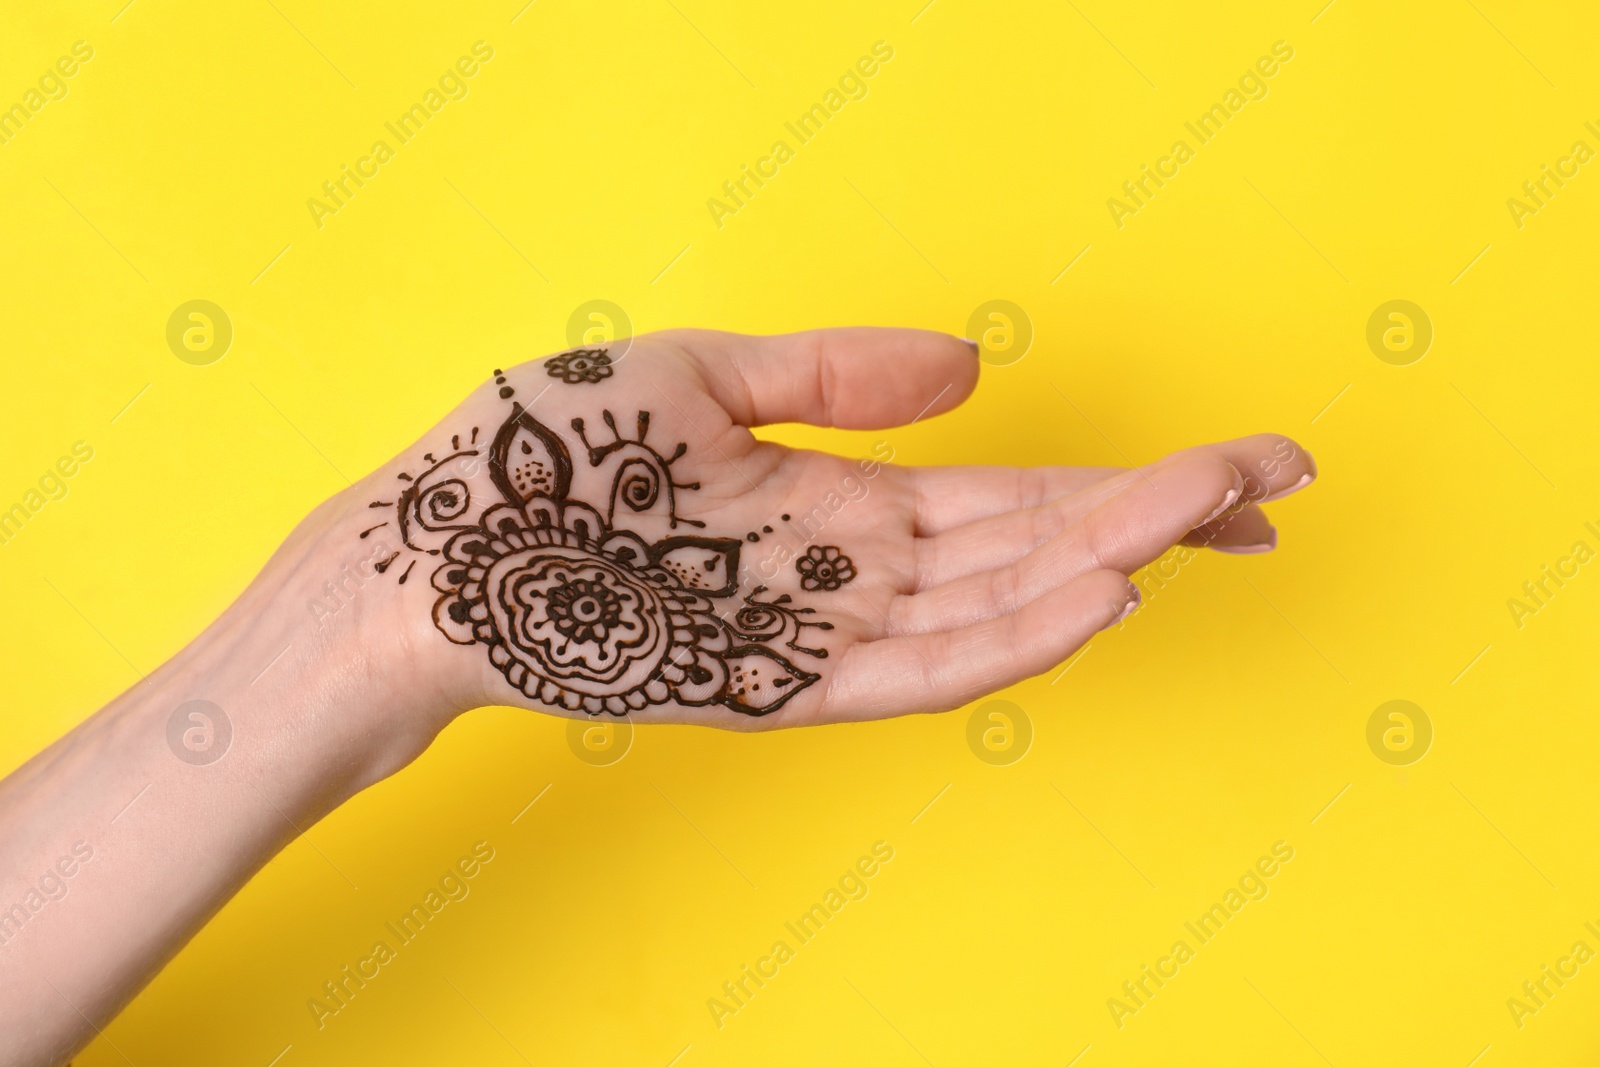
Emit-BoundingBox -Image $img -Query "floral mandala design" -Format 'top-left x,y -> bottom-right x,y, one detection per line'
796,545 -> 856,592
545,348 -> 614,385
372,385 -> 834,717
545,577 -> 626,646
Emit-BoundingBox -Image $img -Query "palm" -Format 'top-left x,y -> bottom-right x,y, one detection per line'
370,328 -> 1312,729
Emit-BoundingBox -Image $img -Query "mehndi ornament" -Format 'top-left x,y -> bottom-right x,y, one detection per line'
368,370 -> 830,717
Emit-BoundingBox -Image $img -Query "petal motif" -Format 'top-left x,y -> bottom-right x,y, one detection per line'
432,594 -> 478,644
650,537 -> 741,596
721,646 -> 819,715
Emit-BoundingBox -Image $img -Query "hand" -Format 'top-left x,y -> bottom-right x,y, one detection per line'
361,327 -> 1316,731
0,326 -> 1314,1066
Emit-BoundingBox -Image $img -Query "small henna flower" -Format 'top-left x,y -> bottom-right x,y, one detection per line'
545,349 -> 614,385
795,545 -> 855,592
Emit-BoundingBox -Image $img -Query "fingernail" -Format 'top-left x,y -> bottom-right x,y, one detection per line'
1261,472 -> 1314,504
1103,586 -> 1141,629
961,338 -> 980,355
1201,487 -> 1242,525
1213,527 -> 1278,554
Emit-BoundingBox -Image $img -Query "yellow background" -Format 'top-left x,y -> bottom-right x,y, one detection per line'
3,0 -> 1599,1063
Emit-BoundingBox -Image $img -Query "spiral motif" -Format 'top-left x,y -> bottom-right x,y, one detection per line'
417,478 -> 471,526
732,603 -> 785,641
613,458 -> 661,513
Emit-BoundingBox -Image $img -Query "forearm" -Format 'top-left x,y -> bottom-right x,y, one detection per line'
0,505 -> 447,1067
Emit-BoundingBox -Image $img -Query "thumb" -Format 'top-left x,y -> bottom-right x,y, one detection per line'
665,326 -> 979,429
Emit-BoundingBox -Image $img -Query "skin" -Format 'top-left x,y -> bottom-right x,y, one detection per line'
0,327 -> 1313,1065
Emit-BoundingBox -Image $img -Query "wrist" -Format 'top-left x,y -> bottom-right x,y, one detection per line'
180,497 -> 469,799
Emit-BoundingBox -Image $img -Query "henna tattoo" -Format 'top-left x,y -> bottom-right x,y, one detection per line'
397,449 -> 482,553
490,404 -> 571,503
796,545 -> 856,591
545,348 -> 614,384
729,586 -> 833,658
368,377 -> 832,717
570,409 -> 703,529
